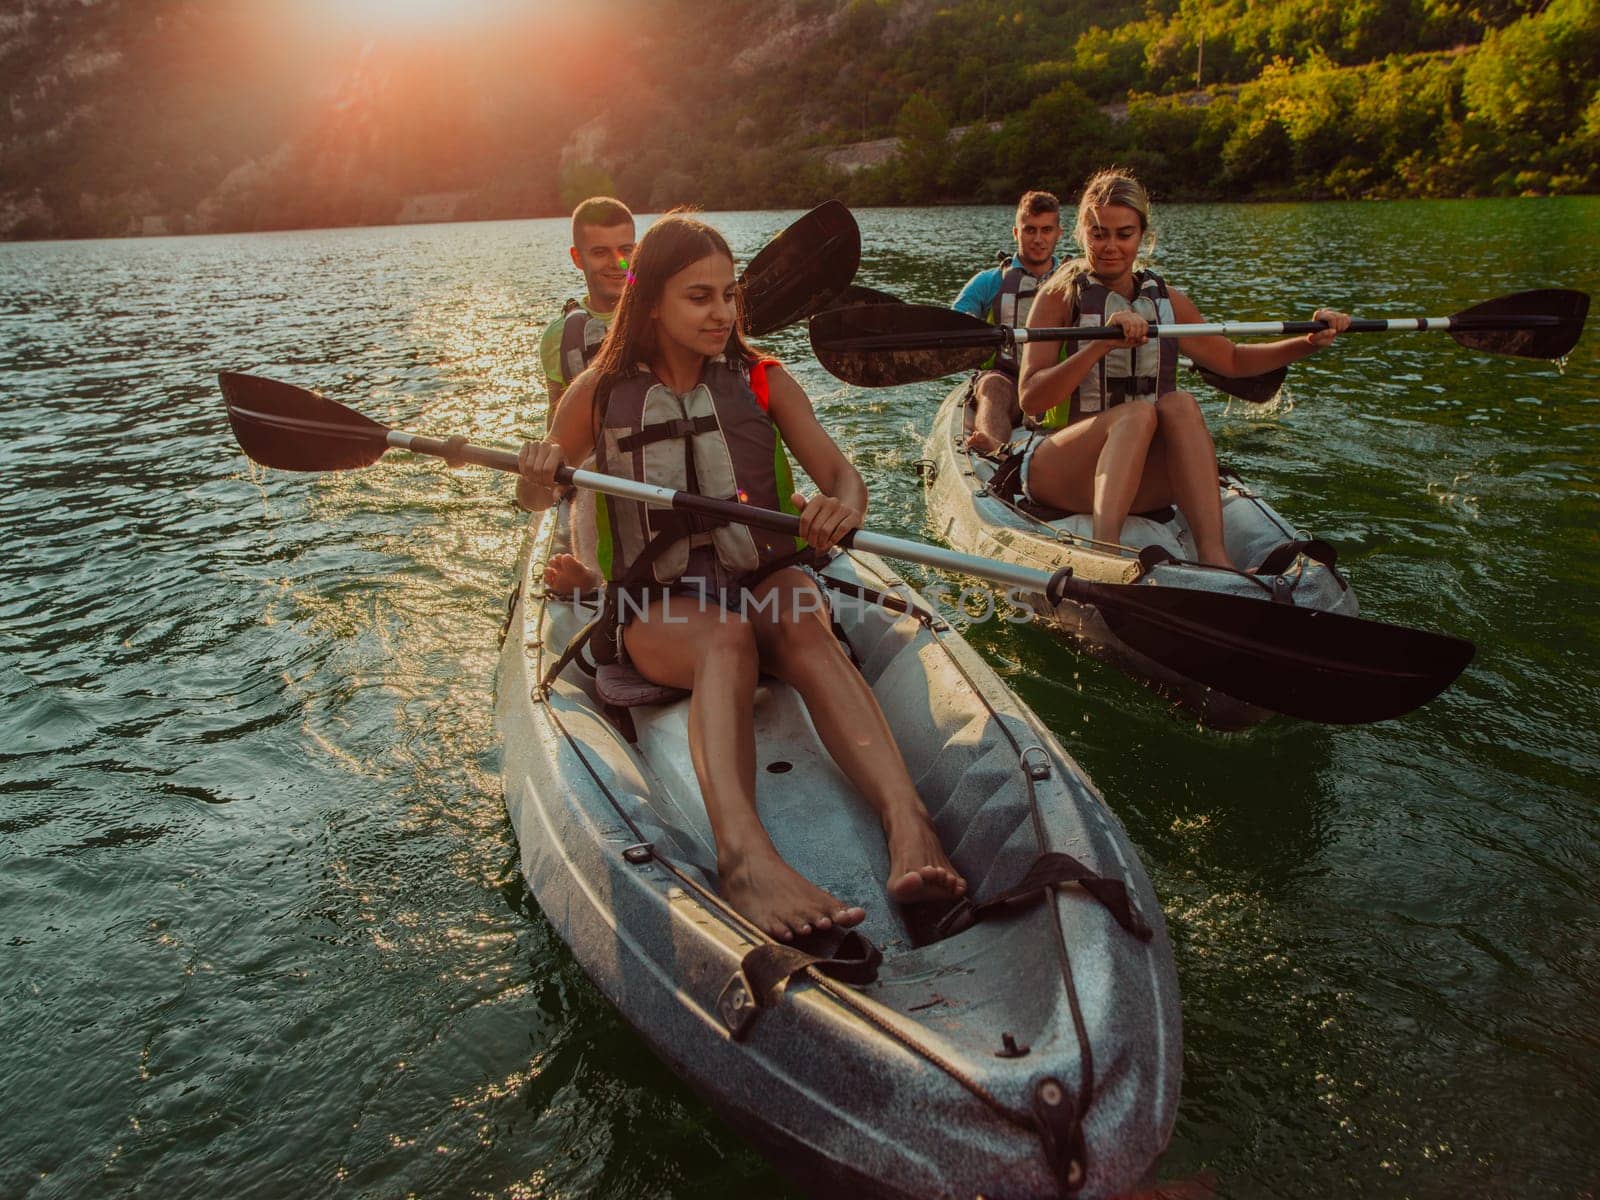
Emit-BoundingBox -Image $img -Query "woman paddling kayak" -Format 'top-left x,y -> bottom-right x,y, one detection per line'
1014,168 -> 1351,567
515,211 -> 965,942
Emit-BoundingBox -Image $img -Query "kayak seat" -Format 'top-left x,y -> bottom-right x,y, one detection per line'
595,663 -> 690,709
593,664 -> 793,710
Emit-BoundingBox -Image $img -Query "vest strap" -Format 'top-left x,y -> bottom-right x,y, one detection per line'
611,509 -> 731,594
616,414 -> 721,453
1105,375 -> 1161,400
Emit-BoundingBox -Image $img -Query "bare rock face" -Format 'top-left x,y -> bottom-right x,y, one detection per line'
728,1 -> 847,75
882,0 -> 941,46
560,116 -> 613,169
0,190 -> 54,239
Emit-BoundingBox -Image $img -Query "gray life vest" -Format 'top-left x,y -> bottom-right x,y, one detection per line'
1046,268 -> 1179,427
559,299 -> 611,384
593,356 -> 801,586
987,255 -> 1054,374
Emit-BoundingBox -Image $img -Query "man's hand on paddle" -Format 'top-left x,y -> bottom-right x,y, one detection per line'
516,440 -> 566,511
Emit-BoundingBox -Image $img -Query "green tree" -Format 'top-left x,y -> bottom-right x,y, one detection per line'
993,82 -> 1115,200
894,92 -> 950,200
1220,113 -> 1294,194
558,161 -> 617,212
1462,0 -> 1600,137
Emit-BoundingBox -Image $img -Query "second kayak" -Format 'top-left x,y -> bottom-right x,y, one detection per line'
923,381 -> 1360,728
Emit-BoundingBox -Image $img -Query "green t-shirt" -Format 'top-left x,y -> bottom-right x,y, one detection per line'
539,298 -> 616,393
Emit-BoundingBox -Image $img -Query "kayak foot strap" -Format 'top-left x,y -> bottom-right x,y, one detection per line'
1135,545 -> 1180,578
1254,537 -> 1343,585
934,852 -> 1153,943
717,930 -> 883,1041
1032,1076 -> 1089,1194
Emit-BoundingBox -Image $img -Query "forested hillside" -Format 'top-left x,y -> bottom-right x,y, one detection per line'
2,0 -> 1595,240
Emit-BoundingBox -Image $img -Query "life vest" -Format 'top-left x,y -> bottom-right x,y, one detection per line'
593,356 -> 802,586
986,254 -> 1054,374
559,298 -> 611,384
1039,268 -> 1178,429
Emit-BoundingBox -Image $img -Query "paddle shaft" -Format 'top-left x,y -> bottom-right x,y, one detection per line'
827,313 -> 1565,353
225,379 -> 1473,724
383,430 -> 1058,596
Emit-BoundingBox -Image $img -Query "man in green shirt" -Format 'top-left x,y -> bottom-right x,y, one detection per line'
538,197 -> 635,593
538,196 -> 636,407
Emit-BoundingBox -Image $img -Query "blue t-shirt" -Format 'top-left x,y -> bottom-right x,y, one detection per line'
952,256 -> 1059,318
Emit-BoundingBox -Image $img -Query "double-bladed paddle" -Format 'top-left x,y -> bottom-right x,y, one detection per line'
739,200 -> 863,336
216,371 -> 1475,724
809,290 -> 1591,389
797,279 -> 1287,402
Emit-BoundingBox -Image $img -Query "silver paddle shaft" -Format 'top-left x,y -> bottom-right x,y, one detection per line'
383,432 -> 1052,591
553,461 -> 1054,594
1016,316 -> 1471,342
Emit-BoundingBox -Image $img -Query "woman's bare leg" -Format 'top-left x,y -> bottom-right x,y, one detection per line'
744,570 -> 965,904
1025,401 -> 1161,546
1153,390 -> 1230,567
624,595 -> 865,940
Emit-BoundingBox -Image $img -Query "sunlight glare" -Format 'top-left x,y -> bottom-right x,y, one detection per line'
331,0 -> 517,33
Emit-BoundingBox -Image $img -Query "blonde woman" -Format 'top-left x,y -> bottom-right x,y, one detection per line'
1016,169 -> 1350,566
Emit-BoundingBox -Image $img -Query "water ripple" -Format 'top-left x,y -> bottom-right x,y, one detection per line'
1,203 -> 1597,1199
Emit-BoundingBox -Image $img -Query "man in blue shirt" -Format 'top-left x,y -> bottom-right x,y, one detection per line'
952,190 -> 1062,453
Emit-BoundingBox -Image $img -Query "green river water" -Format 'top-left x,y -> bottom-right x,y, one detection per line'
2,198 -> 1597,1198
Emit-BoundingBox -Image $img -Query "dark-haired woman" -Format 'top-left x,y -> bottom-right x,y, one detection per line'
516,212 -> 965,942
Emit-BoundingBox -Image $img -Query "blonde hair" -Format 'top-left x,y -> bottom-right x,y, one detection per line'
1039,167 -> 1156,305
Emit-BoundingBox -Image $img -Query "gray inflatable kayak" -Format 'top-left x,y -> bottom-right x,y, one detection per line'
495,501 -> 1182,1198
923,383 -> 1359,728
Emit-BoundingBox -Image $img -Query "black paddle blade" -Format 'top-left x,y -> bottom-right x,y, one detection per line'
1450,288 -> 1589,359
740,200 -> 862,336
811,303 -> 994,387
1191,362 -> 1287,404
827,283 -> 904,308
218,371 -> 391,472
1076,578 -> 1475,724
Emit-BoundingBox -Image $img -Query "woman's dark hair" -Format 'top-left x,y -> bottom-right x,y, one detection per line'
588,209 -> 758,387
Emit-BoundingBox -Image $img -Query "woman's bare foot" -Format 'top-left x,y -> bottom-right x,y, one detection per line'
884,811 -> 966,903
965,428 -> 1000,455
719,849 -> 866,942
543,552 -> 601,594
